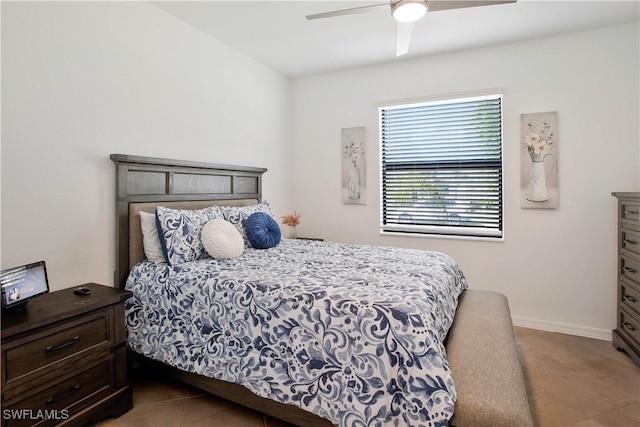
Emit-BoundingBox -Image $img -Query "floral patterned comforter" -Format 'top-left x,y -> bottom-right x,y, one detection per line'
125,239 -> 468,426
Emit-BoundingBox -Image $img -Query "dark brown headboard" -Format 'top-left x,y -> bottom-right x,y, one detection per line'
110,154 -> 267,289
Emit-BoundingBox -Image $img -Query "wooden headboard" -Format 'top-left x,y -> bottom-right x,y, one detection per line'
110,154 -> 267,289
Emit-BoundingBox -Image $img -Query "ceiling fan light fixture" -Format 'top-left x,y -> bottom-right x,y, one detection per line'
391,0 -> 427,23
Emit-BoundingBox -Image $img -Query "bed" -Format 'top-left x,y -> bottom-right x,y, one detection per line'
111,154 -> 533,427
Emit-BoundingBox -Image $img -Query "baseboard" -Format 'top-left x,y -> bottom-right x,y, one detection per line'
512,316 -> 612,341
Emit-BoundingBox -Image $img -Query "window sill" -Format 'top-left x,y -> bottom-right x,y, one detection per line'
380,230 -> 504,243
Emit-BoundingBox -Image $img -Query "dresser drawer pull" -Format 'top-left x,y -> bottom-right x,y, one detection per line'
623,322 -> 636,332
45,335 -> 80,353
623,267 -> 638,274
625,210 -> 639,215
45,385 -> 80,405
624,239 -> 638,246
623,294 -> 638,303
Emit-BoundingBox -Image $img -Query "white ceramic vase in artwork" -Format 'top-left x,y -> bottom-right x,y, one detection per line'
527,159 -> 548,202
348,160 -> 361,200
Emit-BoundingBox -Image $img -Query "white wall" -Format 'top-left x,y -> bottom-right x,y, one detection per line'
291,23 -> 640,339
1,2 -> 292,290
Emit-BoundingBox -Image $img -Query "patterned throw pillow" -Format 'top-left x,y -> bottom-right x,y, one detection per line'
155,205 -> 223,265
221,201 -> 277,247
201,218 -> 245,259
244,212 -> 281,249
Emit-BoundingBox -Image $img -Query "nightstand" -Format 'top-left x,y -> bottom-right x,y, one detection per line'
1,283 -> 133,427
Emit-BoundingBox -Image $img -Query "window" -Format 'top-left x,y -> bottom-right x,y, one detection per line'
379,93 -> 503,239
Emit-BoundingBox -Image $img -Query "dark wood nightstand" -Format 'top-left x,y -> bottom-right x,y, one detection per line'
1,283 -> 133,427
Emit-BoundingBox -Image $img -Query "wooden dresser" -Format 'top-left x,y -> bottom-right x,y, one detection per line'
612,192 -> 640,366
1,283 -> 133,427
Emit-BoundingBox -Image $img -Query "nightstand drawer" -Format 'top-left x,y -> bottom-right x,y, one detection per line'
621,278 -> 640,318
621,255 -> 640,286
622,229 -> 640,260
3,311 -> 112,386
618,307 -> 640,351
3,360 -> 112,427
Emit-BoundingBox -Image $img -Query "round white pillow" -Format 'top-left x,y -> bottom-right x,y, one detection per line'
201,218 -> 244,260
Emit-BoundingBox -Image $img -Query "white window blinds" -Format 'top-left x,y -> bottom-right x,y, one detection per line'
379,94 -> 503,238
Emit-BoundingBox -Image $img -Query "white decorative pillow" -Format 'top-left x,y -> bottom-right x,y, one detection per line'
139,211 -> 166,263
221,201 -> 277,247
156,205 -> 223,265
201,219 -> 244,260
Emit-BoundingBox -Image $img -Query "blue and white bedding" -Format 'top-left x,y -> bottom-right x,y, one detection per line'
125,239 -> 468,426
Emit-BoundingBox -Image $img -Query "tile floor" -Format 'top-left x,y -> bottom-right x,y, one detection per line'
99,327 -> 640,427
515,327 -> 639,427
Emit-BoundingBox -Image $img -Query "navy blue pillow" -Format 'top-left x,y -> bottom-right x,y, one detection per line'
244,212 -> 281,249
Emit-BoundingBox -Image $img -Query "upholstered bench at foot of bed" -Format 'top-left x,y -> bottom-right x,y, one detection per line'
446,290 -> 534,427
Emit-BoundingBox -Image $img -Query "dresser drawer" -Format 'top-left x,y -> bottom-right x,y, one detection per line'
621,200 -> 640,231
621,278 -> 640,318
618,308 -> 640,352
621,255 -> 640,286
622,228 -> 640,260
3,311 -> 112,387
3,360 -> 113,427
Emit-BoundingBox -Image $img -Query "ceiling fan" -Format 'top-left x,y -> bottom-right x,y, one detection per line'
306,0 -> 516,57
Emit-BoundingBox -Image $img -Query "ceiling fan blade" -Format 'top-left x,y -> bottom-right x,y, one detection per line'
396,21 -> 415,57
427,0 -> 516,12
306,2 -> 389,20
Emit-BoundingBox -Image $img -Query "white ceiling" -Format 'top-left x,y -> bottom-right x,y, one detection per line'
153,0 -> 640,78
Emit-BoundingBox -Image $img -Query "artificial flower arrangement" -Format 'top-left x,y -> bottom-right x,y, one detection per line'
281,211 -> 301,239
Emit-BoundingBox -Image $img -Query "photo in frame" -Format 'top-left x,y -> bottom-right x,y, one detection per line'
521,111 -> 558,209
342,127 -> 366,204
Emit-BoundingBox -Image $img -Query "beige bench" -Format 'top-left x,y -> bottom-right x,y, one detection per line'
447,290 -> 534,427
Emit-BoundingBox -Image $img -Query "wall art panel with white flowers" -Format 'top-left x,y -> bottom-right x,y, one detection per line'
521,111 -> 558,209
342,127 -> 366,204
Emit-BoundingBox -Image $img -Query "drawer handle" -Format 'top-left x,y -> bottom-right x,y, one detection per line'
625,210 -> 639,215
45,384 -> 80,405
45,335 -> 80,353
624,239 -> 638,246
623,322 -> 636,332
623,294 -> 638,303
623,267 -> 638,274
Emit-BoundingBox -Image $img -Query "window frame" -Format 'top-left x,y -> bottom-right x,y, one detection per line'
378,91 -> 504,240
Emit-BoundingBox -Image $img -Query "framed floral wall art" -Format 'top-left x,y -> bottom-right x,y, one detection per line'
342,127 -> 366,204
521,111 -> 558,209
